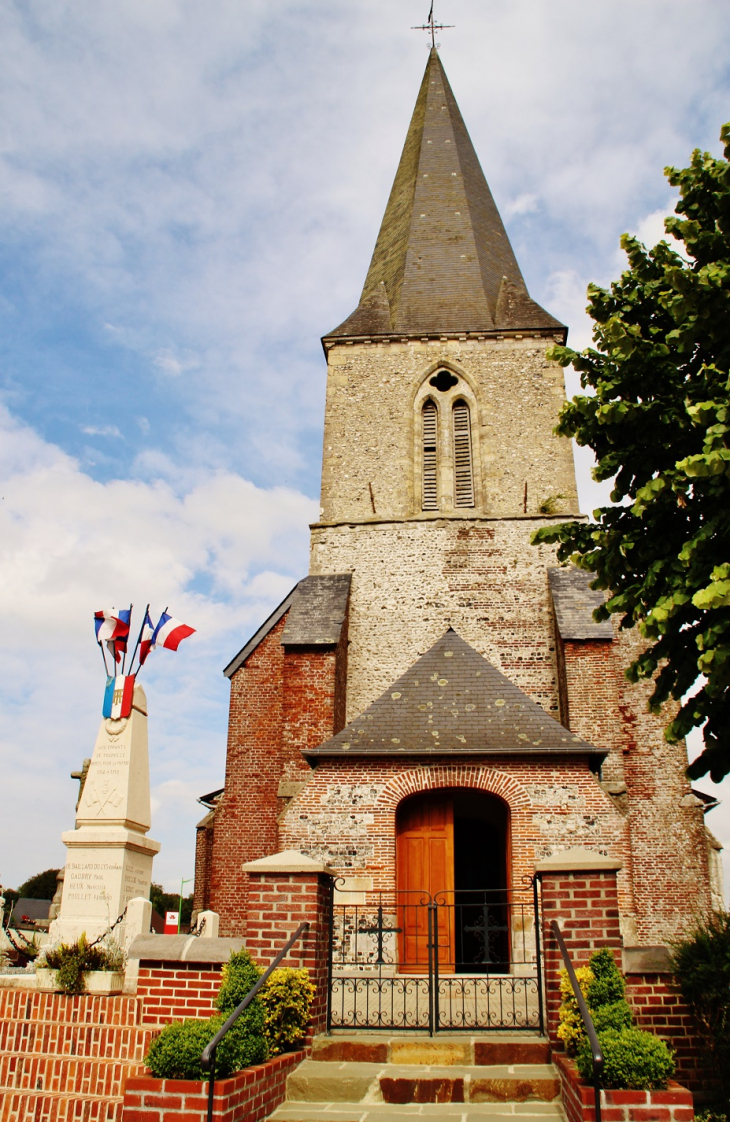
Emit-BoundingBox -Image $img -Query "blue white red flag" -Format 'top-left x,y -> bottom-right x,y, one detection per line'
153,612 -> 196,651
94,608 -> 131,644
102,674 -> 136,719
138,610 -> 157,666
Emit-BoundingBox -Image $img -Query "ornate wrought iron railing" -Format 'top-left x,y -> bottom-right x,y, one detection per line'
201,921 -> 309,1122
327,879 -> 544,1034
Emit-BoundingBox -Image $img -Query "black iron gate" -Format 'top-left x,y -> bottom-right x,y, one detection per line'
327,879 -> 544,1033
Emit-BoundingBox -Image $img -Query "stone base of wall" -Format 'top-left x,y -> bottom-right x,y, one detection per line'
554,1055 -> 694,1122
121,1051 -> 304,1122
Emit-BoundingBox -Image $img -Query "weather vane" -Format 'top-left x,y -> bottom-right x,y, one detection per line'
412,2 -> 454,48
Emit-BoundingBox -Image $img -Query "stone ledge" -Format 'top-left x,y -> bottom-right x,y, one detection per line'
535,847 -> 622,873
128,935 -> 245,963
242,850 -> 336,875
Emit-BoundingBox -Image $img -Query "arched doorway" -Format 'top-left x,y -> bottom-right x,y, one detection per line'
396,789 -> 509,973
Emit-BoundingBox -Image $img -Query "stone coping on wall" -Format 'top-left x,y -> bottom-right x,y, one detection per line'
535,847 -> 622,873
127,935 -> 245,963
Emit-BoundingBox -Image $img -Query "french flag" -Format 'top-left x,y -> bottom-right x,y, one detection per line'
94,608 -> 131,644
103,674 -> 136,719
138,610 -> 157,666
153,612 -> 196,651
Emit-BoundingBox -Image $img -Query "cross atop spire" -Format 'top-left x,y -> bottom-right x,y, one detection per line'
412,1 -> 453,49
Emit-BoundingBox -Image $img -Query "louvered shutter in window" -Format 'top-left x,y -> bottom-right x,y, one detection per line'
422,400 -> 438,510
452,401 -> 474,507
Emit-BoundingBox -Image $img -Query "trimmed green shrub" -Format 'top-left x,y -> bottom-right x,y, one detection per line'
145,1016 -> 267,1081
586,948 -> 626,1008
576,1027 -> 674,1090
673,911 -> 730,1100
259,968 -> 315,1055
215,948 -> 262,1014
558,965 -> 594,1055
591,1000 -> 633,1034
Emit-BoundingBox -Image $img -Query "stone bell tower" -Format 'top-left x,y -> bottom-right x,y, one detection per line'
311,47 -> 579,723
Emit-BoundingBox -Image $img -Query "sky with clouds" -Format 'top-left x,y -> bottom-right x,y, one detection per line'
1,0 -> 730,896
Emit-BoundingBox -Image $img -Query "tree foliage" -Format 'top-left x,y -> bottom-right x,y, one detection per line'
17,869 -> 60,900
533,124 -> 730,780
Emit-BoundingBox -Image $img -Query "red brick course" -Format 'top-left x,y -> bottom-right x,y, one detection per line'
121,1051 -> 302,1122
136,963 -> 223,1026
554,1054 -> 693,1122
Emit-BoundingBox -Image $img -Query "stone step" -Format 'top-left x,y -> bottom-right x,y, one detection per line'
0,1053 -> 147,1096
271,1102 -> 565,1122
0,1020 -> 153,1060
312,1036 -> 551,1068
0,992 -> 141,1027
0,1090 -> 122,1122
286,1061 -> 560,1106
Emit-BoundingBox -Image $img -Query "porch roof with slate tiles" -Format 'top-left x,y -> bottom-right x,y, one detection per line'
305,629 -> 603,759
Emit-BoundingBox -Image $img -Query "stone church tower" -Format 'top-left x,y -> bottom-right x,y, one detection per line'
197,49 -> 721,950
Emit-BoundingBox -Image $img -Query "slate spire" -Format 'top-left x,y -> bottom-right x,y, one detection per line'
326,49 -> 562,339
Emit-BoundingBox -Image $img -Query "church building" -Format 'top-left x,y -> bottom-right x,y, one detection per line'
195,48 -> 722,955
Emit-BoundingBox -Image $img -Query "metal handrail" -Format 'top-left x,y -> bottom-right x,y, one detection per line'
550,921 -> 604,1122
201,921 -> 310,1122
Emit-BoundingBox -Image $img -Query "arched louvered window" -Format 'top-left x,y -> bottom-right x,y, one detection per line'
422,400 -> 438,510
452,400 -> 474,507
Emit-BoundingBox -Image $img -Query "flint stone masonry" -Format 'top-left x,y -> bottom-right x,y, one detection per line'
319,338 -> 578,524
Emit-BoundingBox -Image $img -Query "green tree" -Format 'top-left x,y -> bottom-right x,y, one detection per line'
149,883 -> 194,926
533,124 -> 730,781
17,869 -> 60,900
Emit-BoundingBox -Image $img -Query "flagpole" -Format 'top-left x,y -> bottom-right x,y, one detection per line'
120,603 -> 133,675
127,604 -> 149,677
98,640 -> 110,678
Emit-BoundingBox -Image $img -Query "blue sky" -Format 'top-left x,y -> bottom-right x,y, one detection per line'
1,0 -> 730,894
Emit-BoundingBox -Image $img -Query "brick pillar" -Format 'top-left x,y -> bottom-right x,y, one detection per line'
536,848 -> 623,1047
243,850 -> 333,1039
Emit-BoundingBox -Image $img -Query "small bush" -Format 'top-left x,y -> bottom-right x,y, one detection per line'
673,911 -> 730,1100
592,1000 -> 633,1034
145,1016 -> 267,1081
39,934 -> 124,994
216,948 -> 262,1014
576,1027 -> 674,1090
557,965 -> 594,1055
587,948 -> 626,1008
259,968 -> 315,1055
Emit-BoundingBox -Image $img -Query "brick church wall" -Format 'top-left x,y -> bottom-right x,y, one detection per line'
279,758 -> 631,911
209,615 -> 287,935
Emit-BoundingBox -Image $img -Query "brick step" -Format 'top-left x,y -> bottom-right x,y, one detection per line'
0,1020 -> 154,1060
312,1035 -> 551,1067
0,992 -> 141,1027
271,1102 -> 565,1122
286,1060 -> 561,1105
0,1053 -> 147,1096
0,1089 -> 123,1122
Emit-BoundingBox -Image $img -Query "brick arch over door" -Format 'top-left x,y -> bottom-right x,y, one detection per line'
378,765 -> 534,897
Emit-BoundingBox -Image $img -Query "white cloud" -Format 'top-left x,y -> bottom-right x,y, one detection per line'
81,424 -> 123,438
0,402 -> 316,890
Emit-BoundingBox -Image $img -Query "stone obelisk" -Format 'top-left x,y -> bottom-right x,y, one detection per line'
50,681 -> 160,945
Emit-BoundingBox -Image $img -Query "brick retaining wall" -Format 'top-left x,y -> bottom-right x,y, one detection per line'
554,1054 -> 693,1122
121,1051 -> 303,1122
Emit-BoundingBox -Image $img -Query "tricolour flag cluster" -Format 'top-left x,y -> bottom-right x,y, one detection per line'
94,605 -> 195,715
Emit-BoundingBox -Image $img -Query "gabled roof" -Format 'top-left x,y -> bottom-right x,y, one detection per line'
305,629 -> 602,758
325,49 -> 563,340
223,574 -> 352,678
548,568 -> 613,641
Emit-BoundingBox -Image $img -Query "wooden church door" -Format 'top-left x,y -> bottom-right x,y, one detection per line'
396,791 -> 455,972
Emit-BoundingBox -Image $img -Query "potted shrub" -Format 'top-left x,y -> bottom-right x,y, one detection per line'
36,933 -> 125,994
